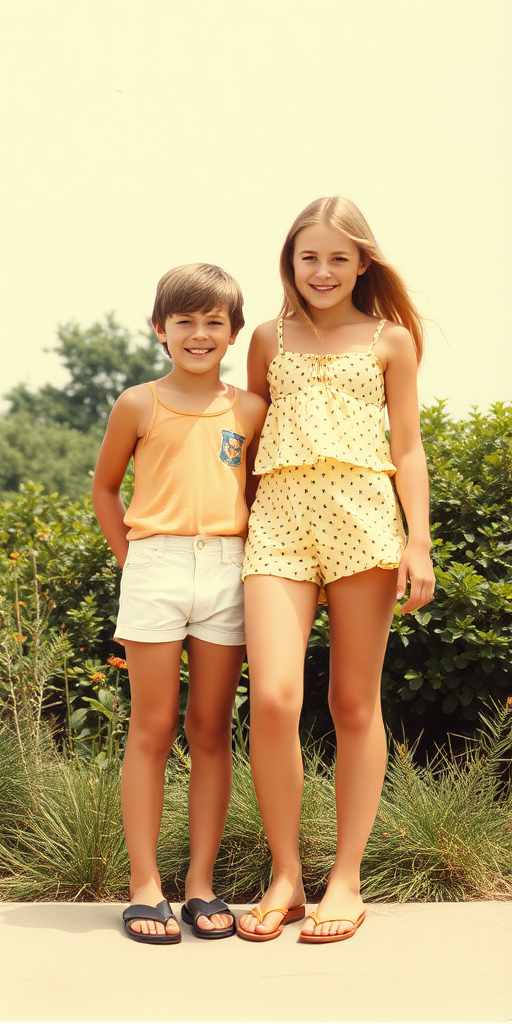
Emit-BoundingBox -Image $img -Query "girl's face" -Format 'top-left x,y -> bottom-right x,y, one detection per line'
292,222 -> 367,311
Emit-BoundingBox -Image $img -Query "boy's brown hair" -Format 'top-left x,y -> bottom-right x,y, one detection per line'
152,264 -> 245,350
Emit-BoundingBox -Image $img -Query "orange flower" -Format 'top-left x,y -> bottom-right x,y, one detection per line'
18,601 -> 27,608
36,532 -> 49,541
91,672 -> 106,683
107,656 -> 127,670
9,552 -> 20,561
13,632 -> 27,642
506,696 -> 512,710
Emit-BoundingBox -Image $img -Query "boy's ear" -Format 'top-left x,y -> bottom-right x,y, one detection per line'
152,319 -> 168,347
228,329 -> 240,346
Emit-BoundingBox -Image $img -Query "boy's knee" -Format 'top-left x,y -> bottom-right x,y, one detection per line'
185,714 -> 231,755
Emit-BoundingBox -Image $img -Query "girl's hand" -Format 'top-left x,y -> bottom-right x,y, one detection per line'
396,541 -> 435,614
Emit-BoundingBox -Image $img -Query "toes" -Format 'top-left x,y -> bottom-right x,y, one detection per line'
300,917 -> 315,935
196,914 -> 215,931
166,919 -> 180,935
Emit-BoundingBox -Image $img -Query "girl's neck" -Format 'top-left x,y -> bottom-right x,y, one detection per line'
305,298 -> 368,331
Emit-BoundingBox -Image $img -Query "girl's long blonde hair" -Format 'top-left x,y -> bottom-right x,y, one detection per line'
279,196 -> 423,362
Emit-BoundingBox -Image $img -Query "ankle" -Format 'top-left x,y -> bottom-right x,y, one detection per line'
129,872 -> 162,896
325,873 -> 361,894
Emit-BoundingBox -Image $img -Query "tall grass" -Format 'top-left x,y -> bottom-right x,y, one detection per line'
0,701 -> 510,902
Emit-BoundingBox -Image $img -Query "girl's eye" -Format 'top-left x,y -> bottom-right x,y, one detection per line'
334,257 -> 348,262
302,255 -> 316,261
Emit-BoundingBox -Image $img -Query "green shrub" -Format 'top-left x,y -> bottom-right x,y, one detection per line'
308,402 -> 512,747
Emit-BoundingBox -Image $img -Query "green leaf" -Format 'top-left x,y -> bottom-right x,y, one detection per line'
82,697 -> 113,720
69,708 -> 88,729
442,694 -> 458,713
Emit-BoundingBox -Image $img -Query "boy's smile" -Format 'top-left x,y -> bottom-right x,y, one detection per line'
155,308 -> 238,372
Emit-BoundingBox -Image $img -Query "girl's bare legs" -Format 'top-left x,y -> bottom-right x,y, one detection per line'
122,639 -> 182,937
301,566 -> 397,938
184,637 -> 245,932
239,576 -> 319,937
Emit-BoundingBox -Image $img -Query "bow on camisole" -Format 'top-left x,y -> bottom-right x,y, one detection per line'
254,317 -> 397,477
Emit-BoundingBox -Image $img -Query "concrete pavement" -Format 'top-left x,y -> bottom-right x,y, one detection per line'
1,901 -> 511,1022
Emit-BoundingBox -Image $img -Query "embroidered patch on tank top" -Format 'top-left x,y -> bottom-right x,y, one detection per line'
219,429 -> 246,467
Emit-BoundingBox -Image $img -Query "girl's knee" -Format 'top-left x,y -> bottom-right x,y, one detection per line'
251,683 -> 302,732
328,688 -> 380,733
128,713 -> 179,756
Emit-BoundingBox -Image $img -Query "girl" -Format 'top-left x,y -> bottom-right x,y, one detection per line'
237,197 -> 435,943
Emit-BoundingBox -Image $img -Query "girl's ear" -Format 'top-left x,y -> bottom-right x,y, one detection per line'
358,254 -> 371,276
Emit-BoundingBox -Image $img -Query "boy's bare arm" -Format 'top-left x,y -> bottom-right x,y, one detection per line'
92,388 -> 148,567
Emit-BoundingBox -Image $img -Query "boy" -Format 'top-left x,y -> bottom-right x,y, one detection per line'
92,263 -> 267,943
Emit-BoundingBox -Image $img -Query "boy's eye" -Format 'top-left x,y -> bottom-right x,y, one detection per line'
209,320 -> 224,326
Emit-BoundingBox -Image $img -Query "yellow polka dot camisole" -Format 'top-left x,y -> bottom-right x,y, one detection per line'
255,317 -> 396,476
242,318 -> 405,586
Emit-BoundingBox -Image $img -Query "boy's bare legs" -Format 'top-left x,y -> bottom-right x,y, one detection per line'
122,639 -> 182,937
184,637 -> 245,932
301,566 -> 397,938
239,576 -> 319,936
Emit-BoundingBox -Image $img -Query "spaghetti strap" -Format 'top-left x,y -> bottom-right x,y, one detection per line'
368,318 -> 386,354
277,317 -> 284,355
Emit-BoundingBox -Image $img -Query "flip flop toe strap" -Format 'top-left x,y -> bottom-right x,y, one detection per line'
123,899 -> 176,927
250,906 -> 288,924
186,897 -> 233,924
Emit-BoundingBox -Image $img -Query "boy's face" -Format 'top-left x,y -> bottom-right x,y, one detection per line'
154,308 -> 238,373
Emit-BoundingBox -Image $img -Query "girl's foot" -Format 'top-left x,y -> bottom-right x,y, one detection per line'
183,884 -> 234,933
300,878 -> 364,939
127,880 -> 180,938
238,871 -> 305,937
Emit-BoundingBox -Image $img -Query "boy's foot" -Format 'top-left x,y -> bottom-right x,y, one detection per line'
238,873 -> 305,938
126,881 -> 181,938
300,879 -> 365,940
183,884 -> 234,934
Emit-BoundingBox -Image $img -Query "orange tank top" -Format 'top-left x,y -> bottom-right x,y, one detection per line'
124,382 -> 248,539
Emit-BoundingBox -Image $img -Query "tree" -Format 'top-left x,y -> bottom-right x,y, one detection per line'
4,314 -> 167,434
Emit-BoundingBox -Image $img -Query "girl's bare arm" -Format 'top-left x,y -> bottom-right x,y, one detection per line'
383,325 -> 435,614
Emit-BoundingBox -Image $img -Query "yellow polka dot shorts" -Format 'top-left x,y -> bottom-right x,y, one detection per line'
242,459 -> 406,587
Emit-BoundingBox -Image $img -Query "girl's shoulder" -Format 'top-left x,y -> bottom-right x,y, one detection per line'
251,318 -> 280,344
377,321 -> 416,373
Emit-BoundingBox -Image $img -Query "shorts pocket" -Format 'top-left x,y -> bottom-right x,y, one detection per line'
124,547 -> 157,569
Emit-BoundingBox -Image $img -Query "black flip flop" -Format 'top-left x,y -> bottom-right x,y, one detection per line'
123,898 -> 181,944
181,897 -> 236,939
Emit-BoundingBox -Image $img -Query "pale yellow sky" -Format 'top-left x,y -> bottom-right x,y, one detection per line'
1,0 -> 511,416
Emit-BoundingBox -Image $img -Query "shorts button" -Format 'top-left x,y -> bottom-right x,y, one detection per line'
197,540 -> 205,549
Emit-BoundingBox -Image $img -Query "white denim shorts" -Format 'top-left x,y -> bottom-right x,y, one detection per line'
115,534 -> 245,646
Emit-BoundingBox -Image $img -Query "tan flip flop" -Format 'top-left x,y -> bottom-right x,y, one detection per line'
299,909 -> 366,943
237,904 -> 305,941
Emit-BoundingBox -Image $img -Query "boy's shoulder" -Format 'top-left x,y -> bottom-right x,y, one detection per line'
114,381 -> 153,409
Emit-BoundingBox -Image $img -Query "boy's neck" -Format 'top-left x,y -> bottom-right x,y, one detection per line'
162,364 -> 228,397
